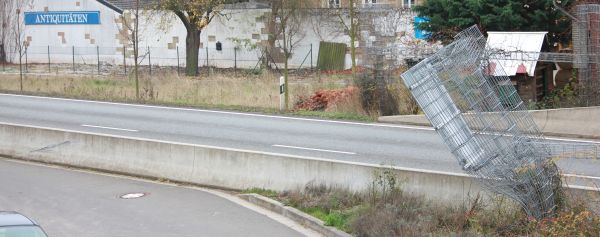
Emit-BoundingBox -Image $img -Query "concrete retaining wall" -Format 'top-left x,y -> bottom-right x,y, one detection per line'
0,122 -> 483,205
0,122 -> 596,209
379,106 -> 600,139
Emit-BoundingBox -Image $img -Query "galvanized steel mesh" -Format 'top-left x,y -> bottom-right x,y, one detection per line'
401,26 -> 561,219
573,4 -> 600,106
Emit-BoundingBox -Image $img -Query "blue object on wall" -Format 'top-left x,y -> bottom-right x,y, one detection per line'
414,17 -> 430,39
24,11 -> 101,25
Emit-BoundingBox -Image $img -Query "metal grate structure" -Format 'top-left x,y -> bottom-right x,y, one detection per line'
401,26 -> 562,219
573,3 -> 600,106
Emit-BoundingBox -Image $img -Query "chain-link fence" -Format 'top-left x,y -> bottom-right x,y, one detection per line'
1,44 -> 316,76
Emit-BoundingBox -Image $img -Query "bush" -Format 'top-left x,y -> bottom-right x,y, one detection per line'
355,72 -> 399,116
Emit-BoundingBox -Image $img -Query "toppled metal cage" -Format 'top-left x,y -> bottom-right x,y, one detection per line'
573,3 -> 600,106
401,26 -> 561,219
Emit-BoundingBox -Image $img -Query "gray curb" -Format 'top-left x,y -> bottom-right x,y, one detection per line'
238,193 -> 351,237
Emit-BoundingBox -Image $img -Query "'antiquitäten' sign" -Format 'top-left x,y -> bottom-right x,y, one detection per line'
24,11 -> 101,25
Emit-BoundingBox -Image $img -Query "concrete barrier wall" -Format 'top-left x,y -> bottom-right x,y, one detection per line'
379,106 -> 600,139
0,122 -> 596,209
0,122 -> 483,205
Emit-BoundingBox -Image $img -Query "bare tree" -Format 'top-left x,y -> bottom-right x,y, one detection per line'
117,0 -> 151,99
1,0 -> 31,64
0,0 -> 32,91
308,4 -> 359,78
0,0 -> 12,64
271,0 -> 307,111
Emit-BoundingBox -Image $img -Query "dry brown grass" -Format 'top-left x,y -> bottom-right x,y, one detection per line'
0,69 -> 349,110
262,170 -> 600,237
1,64 -> 420,118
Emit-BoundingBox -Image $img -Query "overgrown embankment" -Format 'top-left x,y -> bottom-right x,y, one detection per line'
246,170 -> 600,237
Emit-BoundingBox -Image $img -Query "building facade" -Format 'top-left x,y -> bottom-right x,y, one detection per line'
6,0 -> 435,69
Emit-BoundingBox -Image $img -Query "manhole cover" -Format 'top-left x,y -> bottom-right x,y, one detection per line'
120,192 -> 147,199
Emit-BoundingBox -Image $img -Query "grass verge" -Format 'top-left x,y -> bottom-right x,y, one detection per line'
244,172 -> 600,236
0,71 -> 376,122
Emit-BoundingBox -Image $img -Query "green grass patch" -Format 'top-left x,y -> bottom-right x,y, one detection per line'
289,110 -> 374,122
242,188 -> 279,198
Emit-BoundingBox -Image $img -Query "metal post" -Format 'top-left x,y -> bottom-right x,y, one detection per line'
310,44 -> 313,70
25,48 -> 28,72
97,46 -> 100,75
176,46 -> 180,76
47,45 -> 51,73
123,46 -> 127,74
72,46 -> 75,73
148,46 -> 151,75
206,47 -> 209,76
234,47 -> 237,71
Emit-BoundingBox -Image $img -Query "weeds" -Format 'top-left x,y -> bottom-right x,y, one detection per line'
244,169 -> 600,236
0,70 -> 378,120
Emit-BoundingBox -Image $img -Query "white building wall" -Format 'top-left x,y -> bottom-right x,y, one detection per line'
19,0 -> 121,65
13,0 -> 435,70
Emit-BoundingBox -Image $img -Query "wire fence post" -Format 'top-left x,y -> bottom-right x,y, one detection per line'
97,45 -> 100,75
25,47 -> 28,72
234,47 -> 237,72
19,47 -> 23,91
206,47 -> 209,76
310,43 -> 313,70
47,45 -> 51,73
148,46 -> 152,76
123,46 -> 127,75
176,46 -> 180,76
1,49 -> 5,72
72,46 -> 75,73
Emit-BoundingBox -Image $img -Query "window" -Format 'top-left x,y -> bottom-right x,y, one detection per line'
364,0 -> 376,4
403,0 -> 415,8
328,0 -> 340,8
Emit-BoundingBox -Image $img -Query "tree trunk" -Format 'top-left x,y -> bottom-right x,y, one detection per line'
0,43 -> 5,63
349,0 -> 357,78
134,1 -> 140,100
185,27 -> 201,76
282,22 -> 289,111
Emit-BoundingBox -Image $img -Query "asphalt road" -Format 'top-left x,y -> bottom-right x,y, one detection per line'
0,158 -> 310,237
0,93 -> 598,187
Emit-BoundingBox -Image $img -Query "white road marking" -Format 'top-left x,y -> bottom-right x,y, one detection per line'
562,173 -> 600,181
2,93 -> 599,144
0,93 -> 433,131
272,144 -> 356,155
81,124 -> 138,132
1,121 -> 599,189
545,136 -> 600,144
474,130 -> 600,144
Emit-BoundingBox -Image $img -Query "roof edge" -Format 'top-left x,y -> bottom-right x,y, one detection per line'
96,0 -> 124,14
487,32 -> 548,34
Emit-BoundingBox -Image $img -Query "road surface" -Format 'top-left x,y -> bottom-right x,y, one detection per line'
0,93 -> 598,187
0,158 -> 310,237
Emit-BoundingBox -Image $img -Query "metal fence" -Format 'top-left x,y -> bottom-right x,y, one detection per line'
1,44 -> 316,75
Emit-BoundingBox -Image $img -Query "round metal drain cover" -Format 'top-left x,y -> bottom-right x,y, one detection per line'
120,192 -> 146,199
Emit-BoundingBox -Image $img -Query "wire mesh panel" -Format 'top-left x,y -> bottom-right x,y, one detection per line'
401,25 -> 561,219
574,4 -> 600,106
